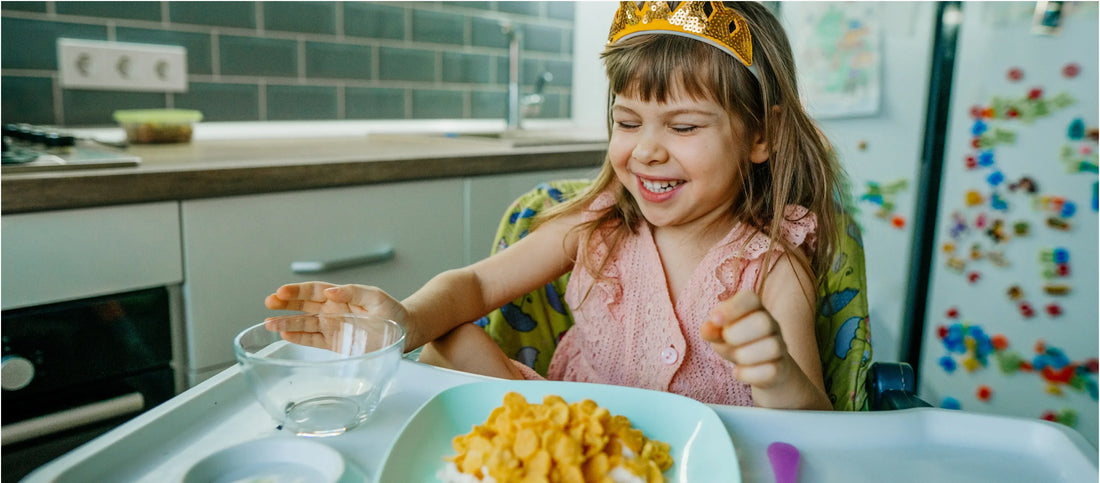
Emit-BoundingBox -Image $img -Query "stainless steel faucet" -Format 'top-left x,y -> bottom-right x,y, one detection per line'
502,21 -> 523,131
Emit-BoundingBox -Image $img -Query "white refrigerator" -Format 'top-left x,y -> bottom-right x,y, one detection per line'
916,1 -> 1099,447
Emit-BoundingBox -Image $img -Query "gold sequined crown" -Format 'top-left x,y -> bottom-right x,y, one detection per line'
607,1 -> 754,69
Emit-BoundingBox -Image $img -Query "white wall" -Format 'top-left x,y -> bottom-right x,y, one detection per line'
570,1 -> 619,129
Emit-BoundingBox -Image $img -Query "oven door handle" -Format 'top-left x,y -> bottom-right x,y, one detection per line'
1,392 -> 145,446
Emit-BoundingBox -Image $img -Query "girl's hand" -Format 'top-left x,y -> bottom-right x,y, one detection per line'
700,291 -> 796,389
264,282 -> 412,349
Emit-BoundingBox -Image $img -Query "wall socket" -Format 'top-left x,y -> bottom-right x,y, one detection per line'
58,38 -> 188,92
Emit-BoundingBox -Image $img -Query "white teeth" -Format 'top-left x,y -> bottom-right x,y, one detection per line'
641,178 -> 683,193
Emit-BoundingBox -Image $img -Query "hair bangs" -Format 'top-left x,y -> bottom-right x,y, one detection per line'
606,34 -> 725,104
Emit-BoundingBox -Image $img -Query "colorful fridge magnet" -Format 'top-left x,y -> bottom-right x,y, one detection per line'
1041,409 -> 1078,429
1018,301 -> 1036,318
1007,67 -> 1024,82
964,154 -> 977,169
1068,118 -> 1086,139
1013,220 -> 1030,236
859,179 -> 908,228
987,251 -> 1009,267
965,190 -> 983,206
976,385 -> 993,402
1008,176 -> 1038,193
946,257 -> 966,272
990,191 -> 1008,210
941,397 -> 961,410
1006,285 -> 1024,300
1046,217 -> 1071,230
986,219 -> 1009,243
1061,63 -> 1080,79
1045,303 -> 1063,317
1043,283 -> 1070,295
967,271 -> 981,284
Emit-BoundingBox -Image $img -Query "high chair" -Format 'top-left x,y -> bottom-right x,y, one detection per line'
475,180 -> 929,411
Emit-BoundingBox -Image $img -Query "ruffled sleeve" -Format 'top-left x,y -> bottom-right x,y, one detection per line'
713,205 -> 817,299
739,205 -> 817,260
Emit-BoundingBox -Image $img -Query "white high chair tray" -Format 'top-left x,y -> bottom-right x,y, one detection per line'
24,360 -> 1098,483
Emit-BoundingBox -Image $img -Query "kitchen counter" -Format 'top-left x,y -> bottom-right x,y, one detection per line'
1,132 -> 606,214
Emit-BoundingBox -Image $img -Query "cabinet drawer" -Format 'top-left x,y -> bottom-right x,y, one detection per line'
1,202 -> 183,310
180,179 -> 464,381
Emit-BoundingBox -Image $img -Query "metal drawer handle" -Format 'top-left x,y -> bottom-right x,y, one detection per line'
290,245 -> 395,274
1,392 -> 145,446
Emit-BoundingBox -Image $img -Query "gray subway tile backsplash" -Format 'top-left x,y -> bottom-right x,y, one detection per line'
1,1 -> 573,126
346,87 -> 406,120
378,46 -> 436,82
2,17 -> 107,70
1,76 -> 54,125
169,1 -> 256,29
305,41 -> 372,80
219,35 -> 299,77
267,85 -> 339,121
176,83 -> 261,122
412,89 -> 465,119
343,3 -> 406,40
264,1 -> 337,35
55,1 -> 163,22
412,9 -> 466,46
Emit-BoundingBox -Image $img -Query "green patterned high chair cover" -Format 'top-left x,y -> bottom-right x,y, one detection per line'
477,180 -> 873,411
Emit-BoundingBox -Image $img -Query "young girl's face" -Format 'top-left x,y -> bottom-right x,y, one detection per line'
608,85 -> 766,232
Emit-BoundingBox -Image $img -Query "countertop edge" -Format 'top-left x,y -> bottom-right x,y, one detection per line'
2,148 -> 606,215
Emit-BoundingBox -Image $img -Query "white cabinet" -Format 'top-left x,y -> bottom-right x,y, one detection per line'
1,202 -> 183,310
180,180 -> 465,384
464,167 -> 596,264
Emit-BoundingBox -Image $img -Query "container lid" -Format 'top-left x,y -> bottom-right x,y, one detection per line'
113,109 -> 203,123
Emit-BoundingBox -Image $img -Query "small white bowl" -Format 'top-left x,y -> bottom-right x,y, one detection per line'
183,437 -> 345,483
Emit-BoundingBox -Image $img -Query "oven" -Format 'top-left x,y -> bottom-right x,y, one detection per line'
1,287 -> 176,481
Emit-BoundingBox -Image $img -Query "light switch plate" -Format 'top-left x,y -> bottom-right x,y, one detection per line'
58,38 -> 188,92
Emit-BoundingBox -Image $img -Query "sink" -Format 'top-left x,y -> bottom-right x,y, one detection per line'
438,130 -> 606,147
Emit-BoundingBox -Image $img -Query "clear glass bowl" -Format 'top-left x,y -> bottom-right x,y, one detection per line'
234,313 -> 405,437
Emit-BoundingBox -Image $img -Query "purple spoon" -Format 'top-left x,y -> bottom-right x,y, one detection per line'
767,441 -> 800,483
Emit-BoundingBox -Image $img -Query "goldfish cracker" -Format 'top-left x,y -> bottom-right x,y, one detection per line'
441,392 -> 673,483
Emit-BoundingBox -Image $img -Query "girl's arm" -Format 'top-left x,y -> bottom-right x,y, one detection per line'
265,210 -> 584,352
701,253 -> 832,410
398,210 -> 583,349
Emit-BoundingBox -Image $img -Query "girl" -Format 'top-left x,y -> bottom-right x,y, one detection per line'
265,1 -> 846,411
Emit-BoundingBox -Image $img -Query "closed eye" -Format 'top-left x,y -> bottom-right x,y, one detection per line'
615,121 -> 641,130
671,125 -> 698,134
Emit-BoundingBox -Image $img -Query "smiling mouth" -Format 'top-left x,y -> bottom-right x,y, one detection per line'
640,178 -> 685,193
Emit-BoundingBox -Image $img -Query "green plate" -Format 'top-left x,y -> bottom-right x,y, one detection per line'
377,380 -> 740,482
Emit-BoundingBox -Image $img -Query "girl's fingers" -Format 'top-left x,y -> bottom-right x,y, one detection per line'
729,336 -> 784,366
720,311 -> 775,346
264,314 -> 322,333
277,281 -> 336,302
710,291 -> 765,327
325,284 -> 395,312
266,282 -> 341,311
734,361 -> 781,387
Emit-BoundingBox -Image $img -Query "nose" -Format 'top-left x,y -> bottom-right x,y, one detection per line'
630,131 -> 667,165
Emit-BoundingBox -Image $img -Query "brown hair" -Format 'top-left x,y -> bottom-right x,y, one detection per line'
539,1 -> 847,297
